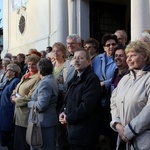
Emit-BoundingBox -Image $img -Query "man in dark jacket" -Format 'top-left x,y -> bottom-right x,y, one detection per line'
59,49 -> 102,150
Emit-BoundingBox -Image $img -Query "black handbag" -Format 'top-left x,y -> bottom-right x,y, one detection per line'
26,105 -> 43,148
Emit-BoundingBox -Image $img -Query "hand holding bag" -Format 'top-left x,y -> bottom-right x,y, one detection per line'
26,105 -> 43,148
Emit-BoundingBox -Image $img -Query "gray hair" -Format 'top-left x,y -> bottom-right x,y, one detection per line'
66,34 -> 81,43
7,63 -> 21,77
140,32 -> 150,43
115,30 -> 128,41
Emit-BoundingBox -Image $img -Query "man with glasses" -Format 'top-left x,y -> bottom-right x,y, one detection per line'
59,34 -> 82,91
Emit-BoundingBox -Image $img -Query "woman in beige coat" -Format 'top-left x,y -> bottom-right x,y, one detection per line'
11,53 -> 41,150
110,40 -> 150,150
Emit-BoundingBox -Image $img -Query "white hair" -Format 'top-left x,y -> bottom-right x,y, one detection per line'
140,32 -> 150,43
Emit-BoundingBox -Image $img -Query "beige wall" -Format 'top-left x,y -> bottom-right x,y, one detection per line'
3,0 -> 51,56
2,0 -> 131,57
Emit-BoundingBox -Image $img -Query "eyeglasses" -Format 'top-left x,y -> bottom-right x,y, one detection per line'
52,50 -> 61,53
105,43 -> 116,47
84,46 -> 94,49
6,69 -> 14,72
67,42 -> 77,45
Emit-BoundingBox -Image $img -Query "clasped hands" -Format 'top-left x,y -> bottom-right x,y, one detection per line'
115,123 -> 130,143
59,112 -> 67,125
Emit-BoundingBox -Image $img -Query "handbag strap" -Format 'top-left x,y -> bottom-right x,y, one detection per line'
31,104 -> 39,123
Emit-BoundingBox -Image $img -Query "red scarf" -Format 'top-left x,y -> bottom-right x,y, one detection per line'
24,71 -> 38,79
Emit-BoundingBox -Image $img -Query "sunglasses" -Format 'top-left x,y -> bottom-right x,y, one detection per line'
105,43 -> 116,47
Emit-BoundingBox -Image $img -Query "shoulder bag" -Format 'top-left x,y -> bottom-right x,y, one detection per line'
26,105 -> 43,148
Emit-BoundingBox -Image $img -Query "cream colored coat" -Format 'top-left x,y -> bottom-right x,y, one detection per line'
110,70 -> 150,150
13,73 -> 40,127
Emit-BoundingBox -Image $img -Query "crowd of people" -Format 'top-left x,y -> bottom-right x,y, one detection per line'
0,29 -> 150,150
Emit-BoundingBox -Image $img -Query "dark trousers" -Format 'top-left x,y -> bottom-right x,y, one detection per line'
56,123 -> 70,150
0,130 -> 14,150
14,125 -> 30,150
70,144 -> 95,150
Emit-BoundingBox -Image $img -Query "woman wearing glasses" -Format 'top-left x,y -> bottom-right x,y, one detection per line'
92,33 -> 118,149
0,63 -> 21,150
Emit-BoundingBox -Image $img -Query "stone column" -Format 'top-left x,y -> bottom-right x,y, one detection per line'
56,0 -> 68,45
68,0 -> 77,34
131,0 -> 150,41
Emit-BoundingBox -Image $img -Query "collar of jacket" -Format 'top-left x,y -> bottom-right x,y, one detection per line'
73,65 -> 92,84
142,64 -> 150,71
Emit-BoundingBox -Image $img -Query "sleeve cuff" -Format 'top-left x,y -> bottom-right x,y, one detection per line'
124,123 -> 137,140
110,119 -> 121,132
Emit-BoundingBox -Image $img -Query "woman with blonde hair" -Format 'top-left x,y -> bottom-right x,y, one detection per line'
52,42 -> 66,82
11,54 -> 41,150
110,40 -> 150,149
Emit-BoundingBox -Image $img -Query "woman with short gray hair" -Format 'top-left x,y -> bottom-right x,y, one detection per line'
0,63 -> 21,149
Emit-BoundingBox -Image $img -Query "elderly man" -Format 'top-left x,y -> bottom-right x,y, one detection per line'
114,30 -> 128,46
57,34 -> 82,150
59,49 -> 102,150
62,34 -> 82,86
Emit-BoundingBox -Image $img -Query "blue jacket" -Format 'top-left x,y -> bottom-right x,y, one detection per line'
92,52 -> 117,89
28,74 -> 58,127
0,77 -> 20,131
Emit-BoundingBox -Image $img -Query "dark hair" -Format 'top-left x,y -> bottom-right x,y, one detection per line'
46,46 -> 52,52
0,58 -> 2,65
114,45 -> 126,51
84,38 -> 100,52
40,50 -> 47,58
113,45 -> 126,59
74,48 -> 91,61
37,58 -> 53,76
102,33 -> 118,46
17,53 -> 25,59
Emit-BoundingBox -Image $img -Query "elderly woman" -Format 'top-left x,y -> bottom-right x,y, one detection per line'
28,58 -> 58,150
11,54 -> 41,150
0,63 -> 21,150
92,33 -> 118,90
92,34 -> 118,148
84,37 -> 99,60
110,40 -> 150,149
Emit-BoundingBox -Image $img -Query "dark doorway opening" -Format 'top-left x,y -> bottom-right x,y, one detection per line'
90,1 -> 130,53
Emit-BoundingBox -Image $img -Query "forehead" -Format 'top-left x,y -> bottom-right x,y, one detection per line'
115,32 -> 123,37
67,38 -> 77,42
85,43 -> 93,46
74,51 -> 86,57
105,39 -> 116,44
126,51 -> 140,56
